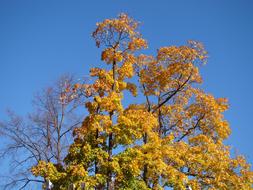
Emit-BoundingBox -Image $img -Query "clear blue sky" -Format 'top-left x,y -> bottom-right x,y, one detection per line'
0,0 -> 253,172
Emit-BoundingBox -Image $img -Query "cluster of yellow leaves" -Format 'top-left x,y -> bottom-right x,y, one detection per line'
101,48 -> 123,64
138,44 -> 204,96
93,14 -> 138,45
128,37 -> 148,51
115,105 -> 159,144
118,53 -> 136,79
188,91 -> 231,139
185,135 -> 253,189
94,92 -> 123,113
31,161 -> 65,181
92,13 -> 147,51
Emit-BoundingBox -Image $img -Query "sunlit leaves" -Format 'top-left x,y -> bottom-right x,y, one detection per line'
31,13 -> 253,190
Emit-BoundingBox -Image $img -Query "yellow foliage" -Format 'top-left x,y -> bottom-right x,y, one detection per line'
32,13 -> 253,190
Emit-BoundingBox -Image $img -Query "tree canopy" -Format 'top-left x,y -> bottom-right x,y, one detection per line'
31,13 -> 253,190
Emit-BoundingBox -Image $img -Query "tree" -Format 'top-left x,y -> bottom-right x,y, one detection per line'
0,75 -> 88,189
31,13 -> 253,189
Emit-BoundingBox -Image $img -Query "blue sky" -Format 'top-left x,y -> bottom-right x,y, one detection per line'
0,0 -> 253,176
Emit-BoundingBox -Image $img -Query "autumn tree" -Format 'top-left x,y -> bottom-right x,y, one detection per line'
31,14 -> 253,190
0,75 -> 89,189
